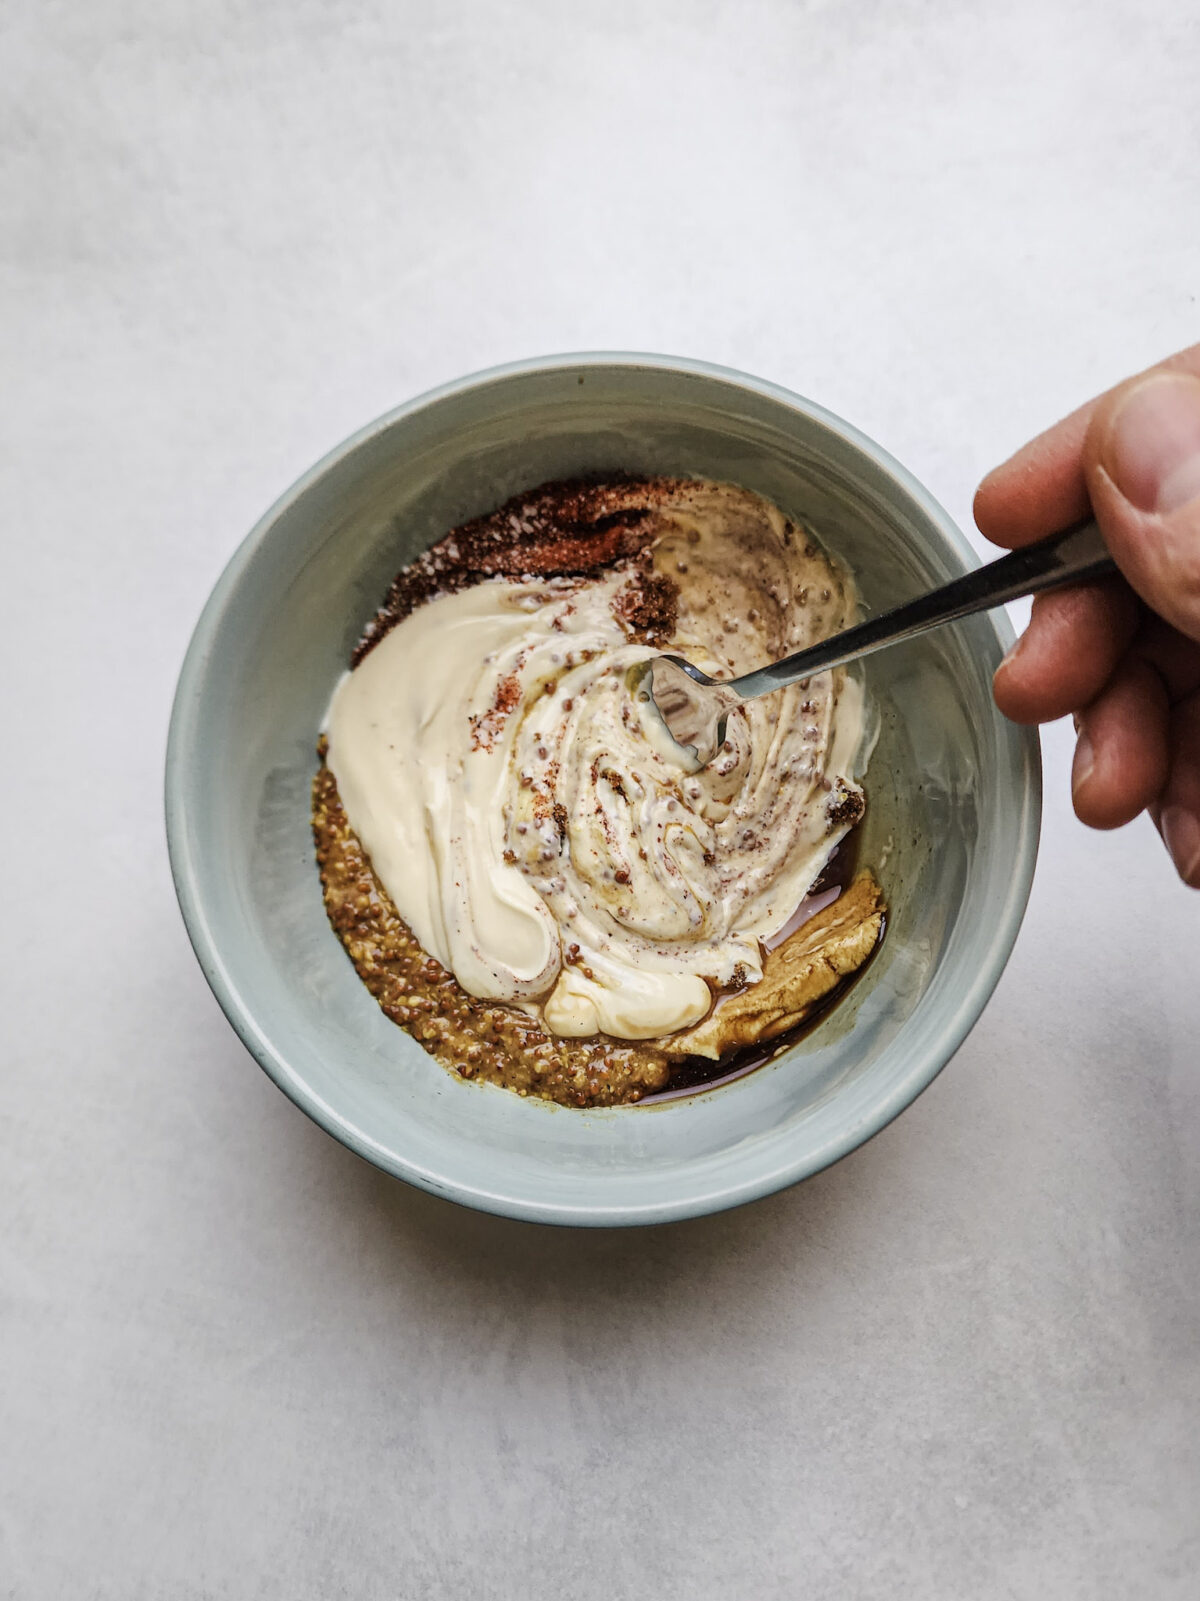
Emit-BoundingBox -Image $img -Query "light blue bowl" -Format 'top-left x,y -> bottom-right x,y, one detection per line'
166,355 -> 1040,1226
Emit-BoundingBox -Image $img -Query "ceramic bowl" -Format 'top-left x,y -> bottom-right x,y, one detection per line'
166,355 -> 1040,1225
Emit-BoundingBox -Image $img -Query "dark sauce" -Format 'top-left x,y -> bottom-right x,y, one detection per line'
642,828 -> 881,1104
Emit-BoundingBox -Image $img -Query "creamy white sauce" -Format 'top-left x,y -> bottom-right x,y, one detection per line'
326,482 -> 866,1041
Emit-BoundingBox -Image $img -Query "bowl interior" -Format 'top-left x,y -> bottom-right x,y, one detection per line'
168,358 -> 1039,1224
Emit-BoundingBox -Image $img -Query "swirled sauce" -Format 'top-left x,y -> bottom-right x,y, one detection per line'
325,480 -> 865,1042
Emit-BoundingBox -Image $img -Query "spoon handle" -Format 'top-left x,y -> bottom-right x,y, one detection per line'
728,518 -> 1116,699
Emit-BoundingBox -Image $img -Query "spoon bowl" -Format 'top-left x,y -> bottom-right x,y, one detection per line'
643,518 -> 1113,768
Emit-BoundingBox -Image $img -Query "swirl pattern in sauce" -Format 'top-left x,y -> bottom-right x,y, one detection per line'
325,479 -> 867,1043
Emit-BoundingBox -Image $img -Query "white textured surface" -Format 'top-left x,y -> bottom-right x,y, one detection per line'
3,2 -> 1199,1595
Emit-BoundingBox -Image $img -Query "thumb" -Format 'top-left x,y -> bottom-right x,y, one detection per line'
1084,370 -> 1200,642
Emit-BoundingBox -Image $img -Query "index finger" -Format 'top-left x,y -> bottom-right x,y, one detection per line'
973,343 -> 1200,550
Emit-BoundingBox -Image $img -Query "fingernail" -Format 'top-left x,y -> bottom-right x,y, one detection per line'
1105,372 -> 1200,514
1071,729 -> 1095,797
1160,806 -> 1200,886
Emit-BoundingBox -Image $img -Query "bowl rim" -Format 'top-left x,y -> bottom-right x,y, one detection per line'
165,351 -> 1042,1226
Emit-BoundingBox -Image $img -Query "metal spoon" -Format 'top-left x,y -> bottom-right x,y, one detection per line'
635,518 -> 1115,769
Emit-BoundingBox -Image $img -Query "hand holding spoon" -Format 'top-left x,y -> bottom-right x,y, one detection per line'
635,518 -> 1114,769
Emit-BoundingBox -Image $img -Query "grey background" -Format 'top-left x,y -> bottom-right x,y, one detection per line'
2,2 -> 1198,1596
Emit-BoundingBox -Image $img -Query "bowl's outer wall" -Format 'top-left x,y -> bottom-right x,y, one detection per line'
167,356 -> 1041,1225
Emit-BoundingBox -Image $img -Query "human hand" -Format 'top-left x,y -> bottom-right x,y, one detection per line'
975,345 -> 1200,888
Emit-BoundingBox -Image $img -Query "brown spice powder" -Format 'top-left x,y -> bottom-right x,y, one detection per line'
353,475 -> 685,665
